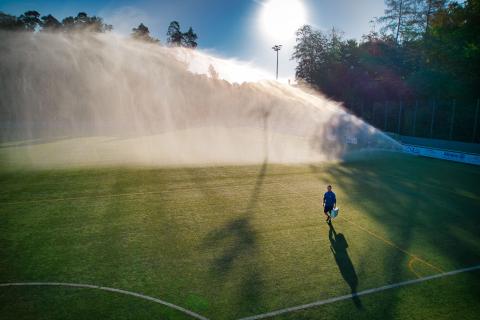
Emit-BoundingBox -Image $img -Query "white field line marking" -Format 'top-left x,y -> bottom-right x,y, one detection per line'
0,282 -> 209,320
238,264 -> 480,320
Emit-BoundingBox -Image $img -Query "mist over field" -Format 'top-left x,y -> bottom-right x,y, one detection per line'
0,31 -> 399,168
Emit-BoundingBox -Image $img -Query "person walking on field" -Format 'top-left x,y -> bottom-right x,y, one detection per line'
323,185 -> 336,224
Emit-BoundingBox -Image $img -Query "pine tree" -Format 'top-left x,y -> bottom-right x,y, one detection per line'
182,27 -> 198,48
166,21 -> 183,46
377,0 -> 417,43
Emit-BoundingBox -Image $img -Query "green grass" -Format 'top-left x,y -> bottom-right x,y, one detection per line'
1,152 -> 480,319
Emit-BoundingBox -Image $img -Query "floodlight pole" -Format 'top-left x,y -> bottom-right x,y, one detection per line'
272,44 -> 282,80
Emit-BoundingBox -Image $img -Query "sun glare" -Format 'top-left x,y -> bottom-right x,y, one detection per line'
260,0 -> 307,41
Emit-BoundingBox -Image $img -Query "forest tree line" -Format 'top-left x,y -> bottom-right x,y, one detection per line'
292,0 -> 480,101
0,10 -> 198,47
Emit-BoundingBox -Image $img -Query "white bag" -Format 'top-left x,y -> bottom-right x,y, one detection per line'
329,207 -> 339,219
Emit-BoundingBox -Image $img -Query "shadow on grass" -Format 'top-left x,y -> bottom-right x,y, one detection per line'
328,223 -> 362,309
201,161 -> 267,271
309,153 -> 480,318
203,216 -> 256,275
201,161 -> 267,316
309,157 -> 418,318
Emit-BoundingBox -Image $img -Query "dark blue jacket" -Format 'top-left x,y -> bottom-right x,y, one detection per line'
323,191 -> 336,207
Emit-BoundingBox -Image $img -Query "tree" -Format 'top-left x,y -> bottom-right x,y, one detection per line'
61,16 -> 75,32
18,10 -> 41,31
377,0 -> 418,43
167,21 -> 199,48
0,12 -> 23,31
61,12 -> 112,33
0,10 -> 45,32
326,27 -> 344,63
40,14 -> 61,32
131,23 -> 159,43
167,21 -> 183,46
75,12 -> 112,32
182,27 -> 198,48
420,0 -> 448,33
0,10 -> 41,32
422,0 -> 480,97
291,25 -> 328,83
74,12 -> 89,29
0,10 -> 112,34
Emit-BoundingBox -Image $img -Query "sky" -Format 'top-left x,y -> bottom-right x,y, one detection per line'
0,0 -> 386,81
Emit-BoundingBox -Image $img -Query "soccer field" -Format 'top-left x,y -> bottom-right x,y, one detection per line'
1,151 -> 479,319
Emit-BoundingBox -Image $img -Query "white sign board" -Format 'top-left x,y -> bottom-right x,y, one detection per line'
402,144 -> 480,166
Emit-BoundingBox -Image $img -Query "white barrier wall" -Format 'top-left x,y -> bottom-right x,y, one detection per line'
402,144 -> 480,166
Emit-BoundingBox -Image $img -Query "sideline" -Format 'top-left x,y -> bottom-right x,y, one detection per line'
0,282 -> 209,320
238,264 -> 480,320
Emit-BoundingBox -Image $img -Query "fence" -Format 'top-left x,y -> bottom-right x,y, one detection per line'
347,98 -> 480,144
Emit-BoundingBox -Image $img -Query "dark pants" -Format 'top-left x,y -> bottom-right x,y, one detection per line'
324,204 -> 333,214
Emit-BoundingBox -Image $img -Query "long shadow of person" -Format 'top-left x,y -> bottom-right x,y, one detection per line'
329,223 -> 363,309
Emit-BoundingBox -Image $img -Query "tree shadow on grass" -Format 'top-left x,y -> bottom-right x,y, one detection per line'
202,161 -> 266,270
201,161 -> 267,316
328,223 -> 362,309
203,216 -> 256,275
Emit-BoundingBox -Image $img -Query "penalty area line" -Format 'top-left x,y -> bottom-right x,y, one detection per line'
238,264 -> 480,320
0,282 -> 209,320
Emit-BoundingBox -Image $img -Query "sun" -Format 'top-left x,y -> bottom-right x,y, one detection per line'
260,0 -> 308,42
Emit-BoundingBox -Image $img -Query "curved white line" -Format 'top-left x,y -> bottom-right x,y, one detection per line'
4,265 -> 479,320
0,282 -> 209,320
238,264 -> 480,320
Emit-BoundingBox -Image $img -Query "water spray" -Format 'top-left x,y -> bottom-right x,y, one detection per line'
0,31 -> 400,168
